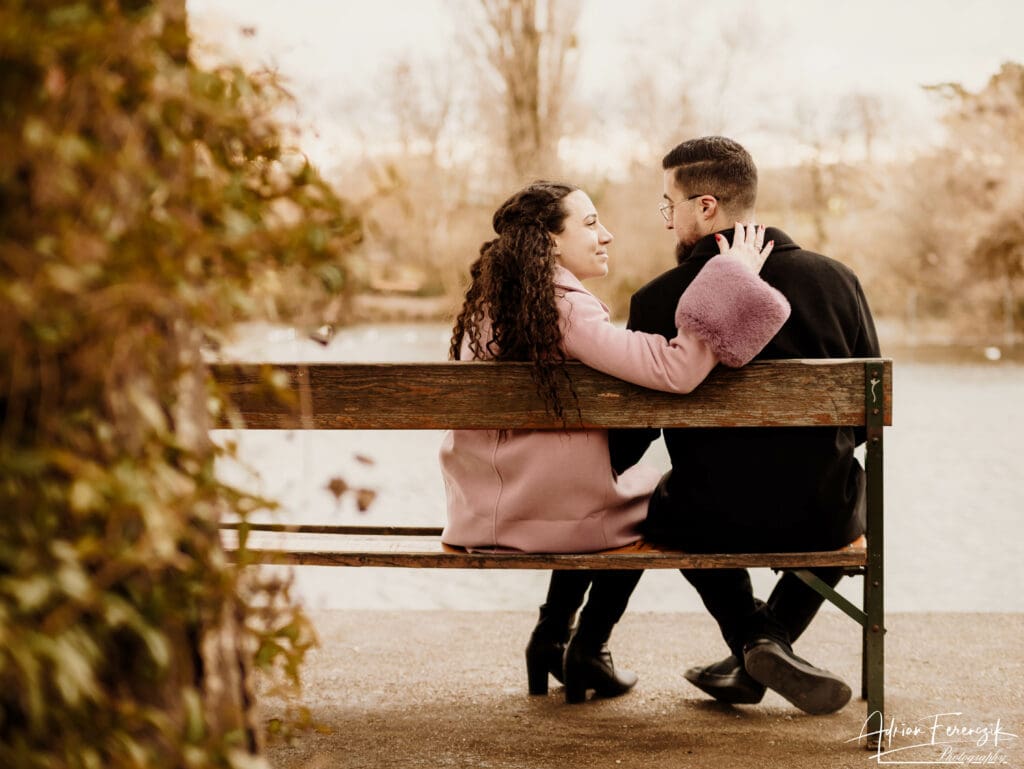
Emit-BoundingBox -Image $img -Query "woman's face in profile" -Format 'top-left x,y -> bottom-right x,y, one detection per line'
551,190 -> 614,281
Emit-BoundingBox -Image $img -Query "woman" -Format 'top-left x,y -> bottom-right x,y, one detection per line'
439,181 -> 788,703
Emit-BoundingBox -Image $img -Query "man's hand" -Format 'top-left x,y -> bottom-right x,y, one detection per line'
716,223 -> 774,274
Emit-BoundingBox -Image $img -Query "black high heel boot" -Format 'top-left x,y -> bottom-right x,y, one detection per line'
525,605 -> 573,695
563,628 -> 638,704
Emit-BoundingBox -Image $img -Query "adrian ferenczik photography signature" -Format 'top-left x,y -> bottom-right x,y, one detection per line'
850,711 -> 1019,765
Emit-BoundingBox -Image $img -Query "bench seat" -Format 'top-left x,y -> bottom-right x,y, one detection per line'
221,523 -> 867,570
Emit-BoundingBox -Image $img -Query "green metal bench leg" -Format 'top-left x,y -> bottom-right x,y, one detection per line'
863,362 -> 886,749
788,563 -> 881,749
861,614 -> 868,700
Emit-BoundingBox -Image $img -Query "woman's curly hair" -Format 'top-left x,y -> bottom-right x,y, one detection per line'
450,181 -> 579,422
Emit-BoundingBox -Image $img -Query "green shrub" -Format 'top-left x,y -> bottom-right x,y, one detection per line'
0,2 -> 359,766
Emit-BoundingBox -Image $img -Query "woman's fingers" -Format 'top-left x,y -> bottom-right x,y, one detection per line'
734,221 -> 746,247
755,240 -> 775,272
719,225 -> 773,272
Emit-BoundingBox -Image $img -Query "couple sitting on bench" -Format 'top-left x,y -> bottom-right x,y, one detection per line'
438,137 -> 880,713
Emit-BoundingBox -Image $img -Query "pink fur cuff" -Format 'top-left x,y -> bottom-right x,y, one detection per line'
675,255 -> 791,367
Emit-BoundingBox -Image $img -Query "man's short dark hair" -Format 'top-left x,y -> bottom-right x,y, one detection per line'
662,136 -> 757,212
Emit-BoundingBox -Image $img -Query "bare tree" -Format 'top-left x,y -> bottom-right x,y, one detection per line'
860,63 -> 1024,342
675,0 -> 773,136
385,56 -> 456,165
941,63 -> 1024,344
351,53 -> 484,303
462,0 -> 582,181
835,91 -> 888,164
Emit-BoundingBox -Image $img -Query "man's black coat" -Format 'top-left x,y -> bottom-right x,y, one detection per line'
608,227 -> 880,553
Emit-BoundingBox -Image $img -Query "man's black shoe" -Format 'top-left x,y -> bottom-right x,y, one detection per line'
683,655 -> 766,704
743,638 -> 852,715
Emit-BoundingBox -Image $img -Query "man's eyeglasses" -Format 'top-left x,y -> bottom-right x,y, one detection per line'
659,194 -> 708,222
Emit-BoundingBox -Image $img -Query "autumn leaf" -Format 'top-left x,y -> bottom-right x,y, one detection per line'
355,488 -> 377,512
325,476 -> 349,500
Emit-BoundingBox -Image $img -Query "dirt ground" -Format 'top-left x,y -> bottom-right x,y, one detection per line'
260,611 -> 1024,769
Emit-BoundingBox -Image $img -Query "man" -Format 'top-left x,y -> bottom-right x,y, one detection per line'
609,136 -> 880,715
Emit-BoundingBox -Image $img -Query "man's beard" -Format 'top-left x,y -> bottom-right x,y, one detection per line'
675,239 -> 698,265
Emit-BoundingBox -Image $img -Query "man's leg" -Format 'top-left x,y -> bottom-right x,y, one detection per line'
767,567 -> 845,643
680,568 -> 777,704
685,566 -> 846,651
683,568 -> 851,714
682,568 -> 788,660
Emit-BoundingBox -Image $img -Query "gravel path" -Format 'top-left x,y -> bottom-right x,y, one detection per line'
260,610 -> 1024,769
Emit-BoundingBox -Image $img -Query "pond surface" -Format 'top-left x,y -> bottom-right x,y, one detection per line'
215,322 -> 1024,613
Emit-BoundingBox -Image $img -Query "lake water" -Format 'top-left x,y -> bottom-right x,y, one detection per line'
215,322 -> 1024,614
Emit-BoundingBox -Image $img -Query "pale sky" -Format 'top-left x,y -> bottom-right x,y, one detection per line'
187,1 -> 1024,170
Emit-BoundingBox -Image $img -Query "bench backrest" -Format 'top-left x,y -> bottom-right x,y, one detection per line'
211,359 -> 892,430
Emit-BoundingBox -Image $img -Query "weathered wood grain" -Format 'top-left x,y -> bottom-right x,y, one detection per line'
219,530 -> 867,570
211,358 -> 893,430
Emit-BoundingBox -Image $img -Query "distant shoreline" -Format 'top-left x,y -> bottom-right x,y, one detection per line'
351,293 -> 453,323
345,294 -> 1022,356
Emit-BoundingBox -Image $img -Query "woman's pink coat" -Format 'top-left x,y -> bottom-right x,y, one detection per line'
440,259 -> 788,553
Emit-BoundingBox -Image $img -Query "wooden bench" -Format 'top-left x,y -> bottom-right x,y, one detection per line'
213,358 -> 891,745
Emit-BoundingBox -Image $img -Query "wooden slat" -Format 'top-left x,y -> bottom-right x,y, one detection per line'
220,523 -> 444,536
211,358 -> 893,430
220,532 -> 867,570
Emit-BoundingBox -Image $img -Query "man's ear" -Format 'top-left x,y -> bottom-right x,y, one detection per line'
699,196 -> 719,221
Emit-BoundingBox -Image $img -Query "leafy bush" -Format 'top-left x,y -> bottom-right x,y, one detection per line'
0,1 -> 359,766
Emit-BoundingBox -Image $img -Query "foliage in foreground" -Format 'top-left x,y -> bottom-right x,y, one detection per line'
0,1 -> 359,766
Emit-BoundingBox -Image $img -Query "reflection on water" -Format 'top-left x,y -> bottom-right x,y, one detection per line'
215,322 -> 1024,613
